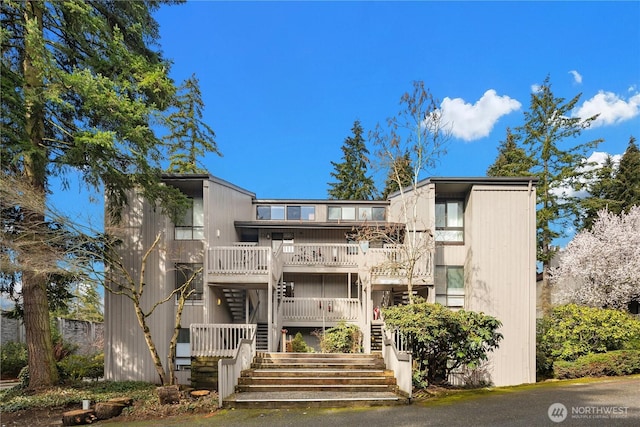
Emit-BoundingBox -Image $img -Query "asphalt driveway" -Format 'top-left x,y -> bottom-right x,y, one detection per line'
108,376 -> 640,427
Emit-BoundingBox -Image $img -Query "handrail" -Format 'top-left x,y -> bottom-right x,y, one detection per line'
381,325 -> 412,398
217,328 -> 256,408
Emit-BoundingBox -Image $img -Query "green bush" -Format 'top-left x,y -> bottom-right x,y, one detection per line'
383,298 -> 503,385
58,353 -> 104,381
290,332 -> 313,353
314,321 -> 362,353
537,304 -> 640,378
0,342 -> 28,379
553,350 -> 640,379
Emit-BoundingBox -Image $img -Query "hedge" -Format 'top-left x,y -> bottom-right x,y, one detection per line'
553,350 -> 640,379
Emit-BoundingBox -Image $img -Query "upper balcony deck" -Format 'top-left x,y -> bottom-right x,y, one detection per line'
207,243 -> 433,286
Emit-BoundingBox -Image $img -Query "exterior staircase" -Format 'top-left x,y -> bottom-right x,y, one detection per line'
222,288 -> 246,322
223,352 -> 409,408
256,322 -> 268,351
371,323 -> 383,351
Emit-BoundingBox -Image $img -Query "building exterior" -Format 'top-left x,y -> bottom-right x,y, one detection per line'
104,174 -> 537,387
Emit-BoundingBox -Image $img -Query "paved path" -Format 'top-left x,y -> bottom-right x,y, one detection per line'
110,376 -> 640,427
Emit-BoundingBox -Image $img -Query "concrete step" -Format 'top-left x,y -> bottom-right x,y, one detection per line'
238,376 -> 397,386
223,391 -> 409,409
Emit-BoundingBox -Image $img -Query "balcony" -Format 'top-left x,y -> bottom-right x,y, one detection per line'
207,243 -> 433,285
281,297 -> 360,323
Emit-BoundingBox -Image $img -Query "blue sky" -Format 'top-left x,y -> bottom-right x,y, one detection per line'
53,1 -> 640,233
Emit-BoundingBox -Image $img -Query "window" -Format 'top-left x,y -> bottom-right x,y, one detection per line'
176,263 -> 203,302
175,197 -> 204,240
257,205 -> 285,220
286,205 -> 316,221
435,266 -> 464,308
435,200 -> 464,243
328,205 -> 384,221
176,328 -> 190,370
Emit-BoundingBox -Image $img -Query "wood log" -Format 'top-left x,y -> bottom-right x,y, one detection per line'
107,397 -> 133,407
95,402 -> 125,420
190,389 -> 210,398
157,385 -> 181,404
61,409 -> 96,426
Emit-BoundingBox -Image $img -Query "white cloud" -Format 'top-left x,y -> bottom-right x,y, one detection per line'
531,84 -> 542,93
569,70 -> 583,84
440,90 -> 521,142
573,91 -> 640,127
552,151 -> 622,200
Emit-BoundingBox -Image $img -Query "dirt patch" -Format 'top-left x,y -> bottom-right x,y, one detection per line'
1,404 -> 76,426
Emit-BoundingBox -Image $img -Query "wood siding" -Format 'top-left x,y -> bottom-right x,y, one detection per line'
465,185 -> 536,386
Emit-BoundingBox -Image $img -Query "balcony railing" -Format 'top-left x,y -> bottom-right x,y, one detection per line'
208,246 -> 271,275
281,297 -> 360,322
190,323 -> 256,357
368,246 -> 433,278
282,243 -> 360,267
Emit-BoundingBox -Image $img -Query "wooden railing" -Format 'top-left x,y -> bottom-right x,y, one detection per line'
218,337 -> 255,407
281,297 -> 360,322
382,325 -> 412,398
208,246 -> 271,275
190,323 -> 256,357
282,243 -> 360,266
369,246 -> 433,278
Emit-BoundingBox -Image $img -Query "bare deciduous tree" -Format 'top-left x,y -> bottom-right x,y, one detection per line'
367,81 -> 450,304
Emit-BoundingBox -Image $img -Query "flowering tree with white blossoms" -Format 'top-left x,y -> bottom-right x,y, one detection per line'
551,206 -> 640,309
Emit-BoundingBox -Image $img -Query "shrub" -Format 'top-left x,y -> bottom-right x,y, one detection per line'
290,332 -> 313,353
553,350 -> 640,379
383,298 -> 502,385
537,304 -> 640,378
314,321 -> 362,353
58,353 -> 104,381
0,342 -> 28,379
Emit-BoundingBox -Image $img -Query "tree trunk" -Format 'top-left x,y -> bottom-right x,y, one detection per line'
133,302 -> 168,384
22,0 -> 58,389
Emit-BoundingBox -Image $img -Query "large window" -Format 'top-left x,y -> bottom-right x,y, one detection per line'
435,266 -> 464,308
435,200 -> 464,243
175,263 -> 203,302
175,197 -> 204,240
258,205 -> 315,221
328,206 -> 385,222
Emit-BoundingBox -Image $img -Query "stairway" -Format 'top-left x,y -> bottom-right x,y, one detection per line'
223,352 -> 408,408
371,323 -> 383,351
256,322 -> 268,351
222,288 -> 246,322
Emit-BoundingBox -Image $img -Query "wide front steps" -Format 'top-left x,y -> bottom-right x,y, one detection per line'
223,352 -> 409,409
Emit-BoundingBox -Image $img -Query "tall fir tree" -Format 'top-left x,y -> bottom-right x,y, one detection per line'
487,128 -> 534,177
578,155 -> 619,230
517,75 -> 602,313
381,151 -> 414,199
612,136 -> 640,212
0,0 -> 188,388
165,74 -> 221,174
327,120 -> 376,200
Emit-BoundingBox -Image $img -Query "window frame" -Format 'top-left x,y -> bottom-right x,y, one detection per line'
435,265 -> 465,308
175,263 -> 204,304
175,196 -> 204,240
435,199 -> 464,244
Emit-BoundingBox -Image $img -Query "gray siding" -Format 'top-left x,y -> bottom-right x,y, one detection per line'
465,185 -> 536,386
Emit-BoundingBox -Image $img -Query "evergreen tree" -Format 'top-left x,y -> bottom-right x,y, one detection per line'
578,155 -> 618,230
327,120 -> 376,200
165,74 -> 221,174
612,136 -> 640,212
487,128 -> 534,177
517,75 -> 602,313
381,151 -> 414,199
0,0 -> 187,388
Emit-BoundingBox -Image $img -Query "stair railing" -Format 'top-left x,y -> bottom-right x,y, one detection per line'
218,326 -> 257,408
381,324 -> 412,398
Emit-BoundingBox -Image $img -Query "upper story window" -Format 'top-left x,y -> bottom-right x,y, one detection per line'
175,263 -> 203,302
435,200 -> 464,243
328,206 -> 386,222
175,196 -> 204,240
257,205 -> 316,221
